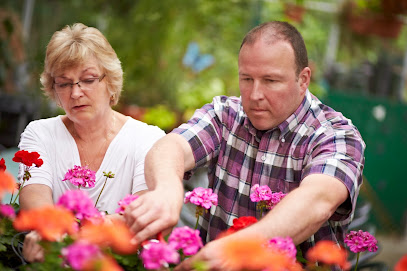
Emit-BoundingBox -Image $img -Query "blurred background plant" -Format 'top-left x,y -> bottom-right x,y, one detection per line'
1,0 -> 407,268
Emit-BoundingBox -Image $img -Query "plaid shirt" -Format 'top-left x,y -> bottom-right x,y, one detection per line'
172,90 -> 365,255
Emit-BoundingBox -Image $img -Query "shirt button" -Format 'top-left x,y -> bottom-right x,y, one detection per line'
281,138 -> 286,143
261,155 -> 267,161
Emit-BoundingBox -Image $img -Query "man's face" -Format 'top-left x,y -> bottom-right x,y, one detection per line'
238,39 -> 310,130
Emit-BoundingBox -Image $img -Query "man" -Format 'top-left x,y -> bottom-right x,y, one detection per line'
124,21 -> 365,270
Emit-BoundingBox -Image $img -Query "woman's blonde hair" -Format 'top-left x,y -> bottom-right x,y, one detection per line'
40,23 -> 123,106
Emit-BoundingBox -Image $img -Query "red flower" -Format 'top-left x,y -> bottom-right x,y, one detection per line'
13,205 -> 77,241
0,158 -> 6,171
395,255 -> 407,271
218,216 -> 258,238
12,150 -> 43,168
0,170 -> 16,197
306,240 -> 350,270
77,219 -> 138,254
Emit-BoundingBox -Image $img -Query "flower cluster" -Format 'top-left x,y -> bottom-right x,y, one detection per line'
184,187 -> 218,209
0,204 -> 16,219
268,236 -> 297,261
0,158 -> 6,171
250,184 -> 286,216
168,226 -> 203,256
63,165 -> 96,188
306,240 -> 350,270
57,190 -> 101,220
115,194 -> 139,215
9,150 -> 43,204
12,150 -> 44,169
344,230 -> 378,253
141,241 -> 180,270
185,187 -> 218,229
141,226 -> 204,269
61,241 -> 101,270
13,205 -> 77,241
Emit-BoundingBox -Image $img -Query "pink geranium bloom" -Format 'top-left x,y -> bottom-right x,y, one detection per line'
184,187 -> 218,209
0,204 -> 16,219
115,194 -> 139,215
61,241 -> 101,270
250,184 -> 272,202
140,241 -> 180,270
267,236 -> 297,260
57,190 -> 100,220
266,192 -> 286,210
62,165 -> 96,188
345,230 -> 378,253
168,226 -> 203,256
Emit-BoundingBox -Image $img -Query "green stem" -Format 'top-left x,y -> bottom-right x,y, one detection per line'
260,208 -> 263,218
354,252 -> 360,271
9,191 -> 14,204
195,216 -> 199,230
95,177 -> 108,207
11,179 -> 25,205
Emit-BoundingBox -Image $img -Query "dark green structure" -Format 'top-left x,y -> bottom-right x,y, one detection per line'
324,90 -> 407,234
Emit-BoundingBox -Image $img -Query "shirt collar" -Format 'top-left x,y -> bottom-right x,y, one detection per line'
277,89 -> 312,139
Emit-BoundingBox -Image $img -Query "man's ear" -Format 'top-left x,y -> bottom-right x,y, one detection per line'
298,67 -> 311,94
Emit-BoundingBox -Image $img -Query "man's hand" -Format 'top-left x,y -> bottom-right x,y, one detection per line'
174,239 -> 227,271
124,188 -> 184,245
23,231 -> 44,263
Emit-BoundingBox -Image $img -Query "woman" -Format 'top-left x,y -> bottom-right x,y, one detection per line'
18,23 -> 165,262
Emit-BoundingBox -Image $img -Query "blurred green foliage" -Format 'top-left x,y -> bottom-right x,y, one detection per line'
1,0 -> 406,127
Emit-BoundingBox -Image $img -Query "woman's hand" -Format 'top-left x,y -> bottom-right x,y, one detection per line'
23,231 -> 45,262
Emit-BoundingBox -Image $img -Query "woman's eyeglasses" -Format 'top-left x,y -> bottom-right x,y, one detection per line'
53,74 -> 105,94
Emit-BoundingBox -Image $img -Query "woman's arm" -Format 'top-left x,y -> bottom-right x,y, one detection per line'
19,184 -> 53,210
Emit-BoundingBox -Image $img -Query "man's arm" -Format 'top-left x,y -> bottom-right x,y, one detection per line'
174,173 -> 349,271
124,133 -> 196,243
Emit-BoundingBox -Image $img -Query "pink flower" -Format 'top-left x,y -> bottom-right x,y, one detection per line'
266,192 -> 286,210
115,194 -> 139,215
184,187 -> 218,209
62,165 -> 96,188
0,204 -> 15,219
61,241 -> 101,270
344,230 -> 378,253
57,190 -> 100,220
250,184 -> 272,202
168,226 -> 203,256
267,236 -> 297,260
140,241 -> 180,270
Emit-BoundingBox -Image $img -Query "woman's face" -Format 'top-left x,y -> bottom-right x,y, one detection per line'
53,57 -> 111,124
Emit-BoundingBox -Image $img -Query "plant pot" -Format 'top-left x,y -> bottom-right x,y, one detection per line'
283,3 -> 306,23
348,13 -> 403,39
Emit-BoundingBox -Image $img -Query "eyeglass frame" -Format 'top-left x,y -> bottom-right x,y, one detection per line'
53,74 -> 106,93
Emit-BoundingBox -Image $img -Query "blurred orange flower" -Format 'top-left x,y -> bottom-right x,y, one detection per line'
77,219 -> 138,254
306,240 -> 350,270
13,205 -> 76,241
221,235 -> 302,271
82,254 -> 123,271
395,255 -> 407,271
0,170 -> 17,197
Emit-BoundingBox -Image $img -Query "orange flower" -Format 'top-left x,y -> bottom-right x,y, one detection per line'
395,255 -> 407,271
82,254 -> 123,271
13,205 -> 76,241
306,240 -> 350,270
77,219 -> 138,254
0,170 -> 17,197
221,235 -> 302,271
